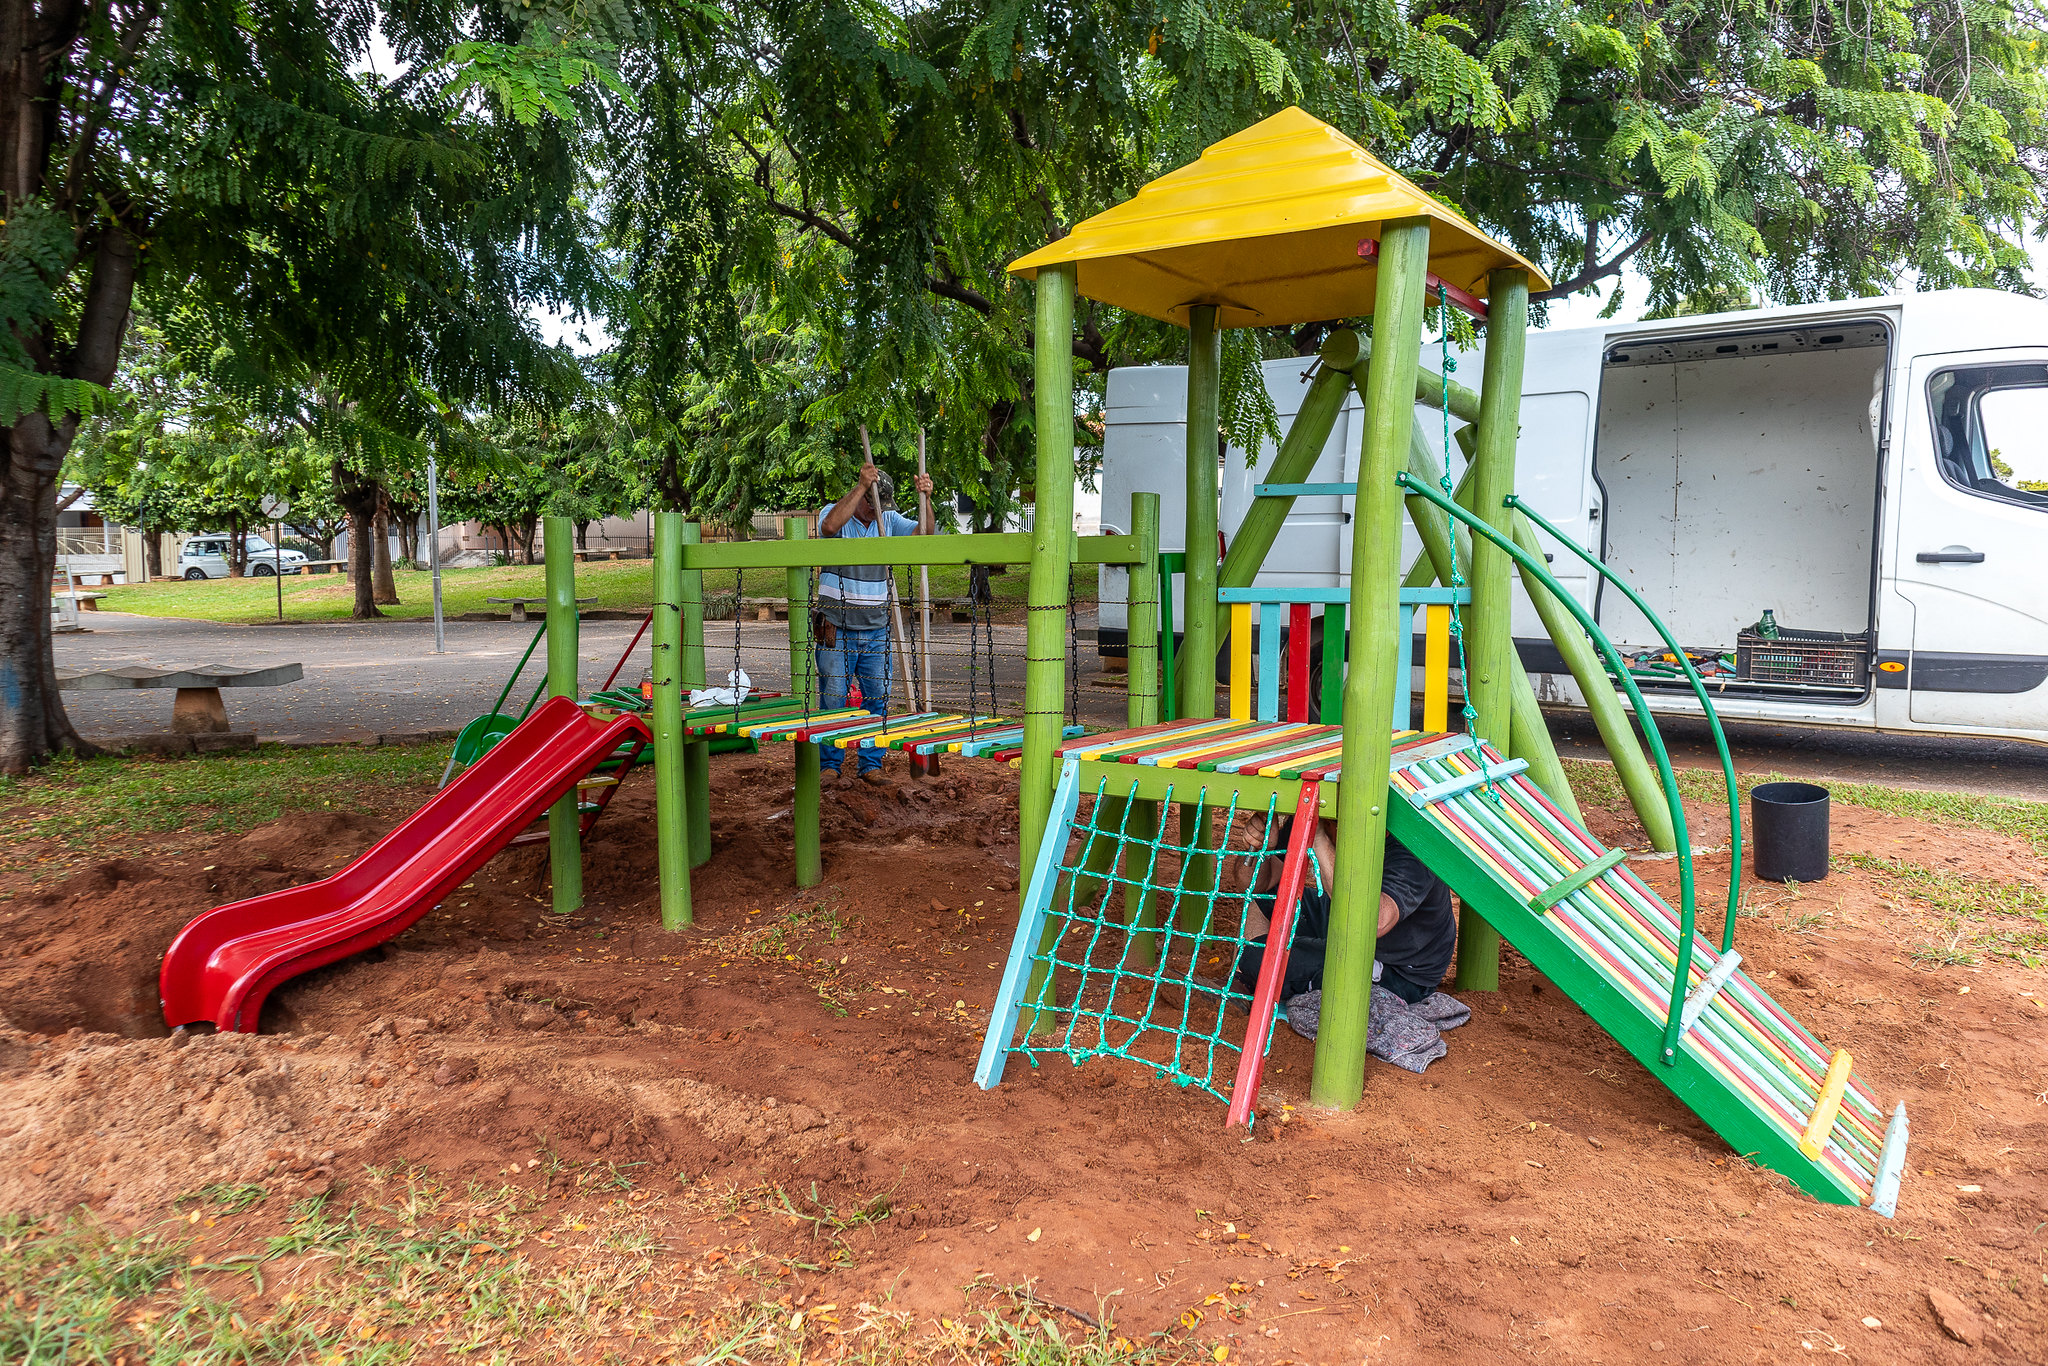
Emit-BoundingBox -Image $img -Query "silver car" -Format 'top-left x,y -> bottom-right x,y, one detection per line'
178,534 -> 308,579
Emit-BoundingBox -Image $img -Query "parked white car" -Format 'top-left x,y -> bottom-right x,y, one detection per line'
178,534 -> 308,579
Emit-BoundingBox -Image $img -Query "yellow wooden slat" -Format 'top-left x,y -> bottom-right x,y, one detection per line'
1230,602 -> 1252,721
1799,1049 -> 1855,1160
1423,603 -> 1451,733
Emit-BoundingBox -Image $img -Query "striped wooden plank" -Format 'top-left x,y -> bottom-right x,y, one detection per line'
1199,725 -> 1338,773
1135,722 -> 1281,767
1065,718 -> 1242,763
743,708 -> 873,739
856,714 -> 980,748
1154,721 -> 1307,769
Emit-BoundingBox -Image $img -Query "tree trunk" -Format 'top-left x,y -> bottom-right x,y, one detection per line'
372,503 -> 399,604
575,519 -> 590,551
227,515 -> 245,577
0,418 -> 96,772
397,514 -> 417,566
143,527 -> 163,580
333,460 -> 382,618
515,518 -> 537,565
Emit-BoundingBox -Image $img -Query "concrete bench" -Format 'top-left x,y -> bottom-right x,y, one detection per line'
486,596 -> 595,623
54,590 -> 108,611
57,662 -> 303,734
300,559 -> 348,575
741,597 -> 790,622
573,548 -> 626,562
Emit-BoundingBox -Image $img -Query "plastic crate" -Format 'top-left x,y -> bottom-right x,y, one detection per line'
1736,627 -> 1871,688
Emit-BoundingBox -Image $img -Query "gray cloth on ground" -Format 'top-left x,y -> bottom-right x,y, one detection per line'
1282,987 -> 1472,1074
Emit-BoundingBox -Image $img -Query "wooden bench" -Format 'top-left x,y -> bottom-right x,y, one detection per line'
56,663 -> 303,734
301,559 -> 348,576
573,548 -> 627,562
486,596 -> 595,623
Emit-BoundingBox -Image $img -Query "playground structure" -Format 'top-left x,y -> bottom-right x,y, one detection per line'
158,108 -> 1907,1215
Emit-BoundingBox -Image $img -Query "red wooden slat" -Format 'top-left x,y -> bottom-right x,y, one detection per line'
1287,603 -> 1310,722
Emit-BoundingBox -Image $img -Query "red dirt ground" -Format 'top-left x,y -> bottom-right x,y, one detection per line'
2,747 -> 2044,1363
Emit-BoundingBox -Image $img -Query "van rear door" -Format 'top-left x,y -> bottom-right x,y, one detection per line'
1890,348 -> 2048,732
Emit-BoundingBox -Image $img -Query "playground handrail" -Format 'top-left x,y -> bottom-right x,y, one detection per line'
1396,473 -> 1704,1068
678,531 -> 1147,571
1506,496 -> 1744,953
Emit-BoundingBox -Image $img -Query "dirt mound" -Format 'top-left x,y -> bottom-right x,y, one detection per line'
2,746 -> 2044,1362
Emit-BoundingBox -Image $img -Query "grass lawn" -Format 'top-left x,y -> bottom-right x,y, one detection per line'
96,560 -> 1096,625
0,744 -> 450,879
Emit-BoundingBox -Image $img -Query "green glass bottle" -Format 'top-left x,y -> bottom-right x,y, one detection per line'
1754,608 -> 1780,641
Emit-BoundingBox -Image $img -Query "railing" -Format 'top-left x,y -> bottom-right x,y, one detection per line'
1397,473 -> 1744,1070
1214,584 -> 1469,727
55,532 -> 119,556
1154,552 -> 1466,728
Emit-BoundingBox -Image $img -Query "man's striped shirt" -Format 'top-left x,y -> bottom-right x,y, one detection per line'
816,508 -> 918,631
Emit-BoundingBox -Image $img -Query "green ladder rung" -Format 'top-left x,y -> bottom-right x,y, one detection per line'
1528,846 -> 1629,913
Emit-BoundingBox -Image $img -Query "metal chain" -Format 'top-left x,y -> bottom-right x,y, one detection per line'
1067,567 -> 1079,726
732,565 -> 744,728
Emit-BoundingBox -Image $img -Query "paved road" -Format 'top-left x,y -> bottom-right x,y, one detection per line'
54,612 -> 2048,798
53,611 -> 1124,744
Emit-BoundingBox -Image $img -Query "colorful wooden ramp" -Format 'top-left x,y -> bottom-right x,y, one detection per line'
1041,718 -> 1908,1214
683,696 -> 1088,761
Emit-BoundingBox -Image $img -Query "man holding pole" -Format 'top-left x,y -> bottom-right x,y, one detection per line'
815,460 -> 935,783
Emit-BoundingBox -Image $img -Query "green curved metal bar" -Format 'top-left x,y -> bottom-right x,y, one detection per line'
1506,496 -> 1743,954
1396,473 -> 1697,1067
492,620 -> 548,719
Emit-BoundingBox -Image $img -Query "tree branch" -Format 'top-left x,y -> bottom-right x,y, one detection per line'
66,221 -> 137,387
1530,229 -> 1654,301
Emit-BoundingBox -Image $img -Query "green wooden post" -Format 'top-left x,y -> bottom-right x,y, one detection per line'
1127,492 -> 1162,730
1177,305 -> 1223,932
543,515 -> 583,915
1453,270 -> 1530,991
652,512 -> 692,928
1310,218 -> 1431,1111
679,523 -> 712,869
1017,262 -> 1078,1038
1181,304 -> 1223,719
785,517 -> 822,888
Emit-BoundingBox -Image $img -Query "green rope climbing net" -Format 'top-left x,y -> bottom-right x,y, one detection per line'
1013,777 -> 1323,1110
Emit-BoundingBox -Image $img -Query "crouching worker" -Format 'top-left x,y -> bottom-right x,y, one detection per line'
1231,817 -> 1472,1072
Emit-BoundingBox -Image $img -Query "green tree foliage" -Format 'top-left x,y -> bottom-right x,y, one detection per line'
593,0 -> 2048,532
1,0 -> 618,767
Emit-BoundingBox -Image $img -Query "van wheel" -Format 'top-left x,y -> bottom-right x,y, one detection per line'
252,563 -> 276,577
184,567 -> 208,581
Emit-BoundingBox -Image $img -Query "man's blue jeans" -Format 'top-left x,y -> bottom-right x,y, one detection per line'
817,625 -> 892,774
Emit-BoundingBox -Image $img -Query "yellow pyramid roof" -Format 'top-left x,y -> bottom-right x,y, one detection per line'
1008,108 -> 1547,328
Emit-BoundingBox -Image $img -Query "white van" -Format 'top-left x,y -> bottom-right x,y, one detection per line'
1097,288 -> 2048,747
177,533 -> 308,579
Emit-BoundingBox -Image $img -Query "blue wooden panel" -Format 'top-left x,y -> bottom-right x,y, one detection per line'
1258,603 -> 1282,722
1251,482 -> 1355,498
1395,603 -> 1416,722
1216,586 -> 1353,604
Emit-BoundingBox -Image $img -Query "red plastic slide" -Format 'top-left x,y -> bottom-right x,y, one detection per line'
161,696 -> 653,1033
